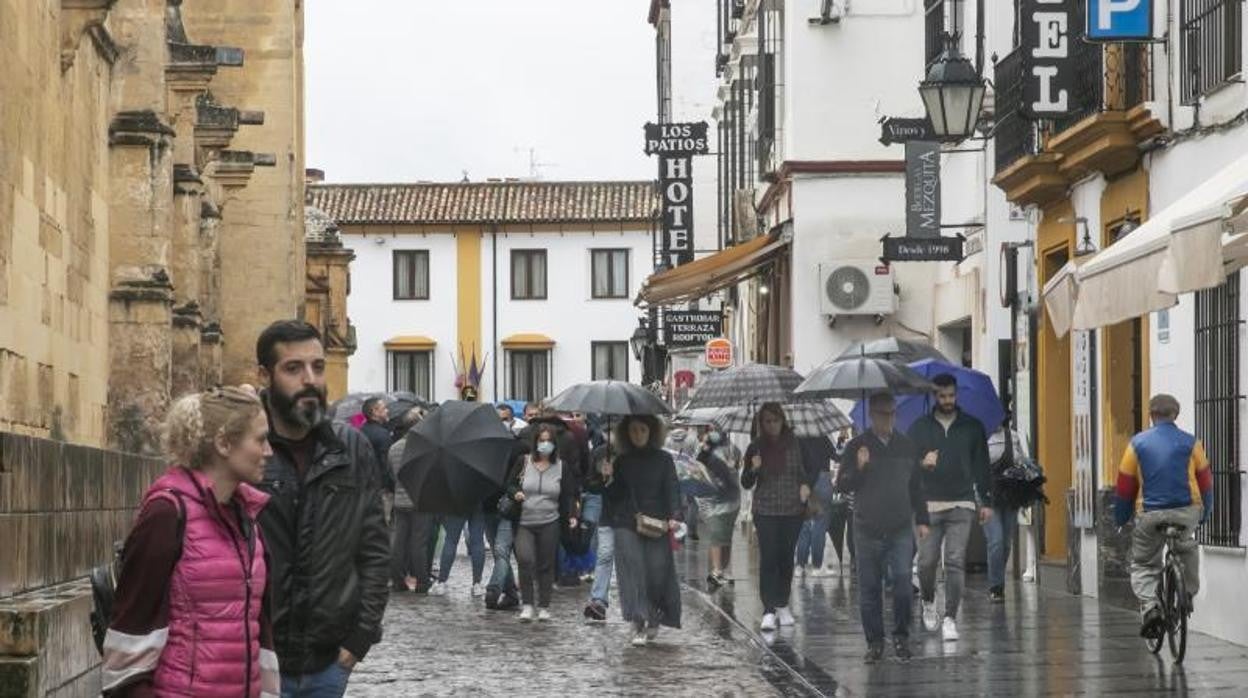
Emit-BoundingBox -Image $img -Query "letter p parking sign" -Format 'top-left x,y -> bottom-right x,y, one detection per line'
1087,0 -> 1152,41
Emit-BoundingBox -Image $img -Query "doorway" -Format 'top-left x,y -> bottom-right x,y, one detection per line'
1039,245 -> 1073,562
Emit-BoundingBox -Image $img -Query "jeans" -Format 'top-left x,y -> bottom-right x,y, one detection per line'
795,513 -> 832,568
855,525 -> 915,645
590,526 -> 615,605
917,507 -> 975,619
515,521 -> 560,607
1130,505 -> 1202,615
439,512 -> 486,584
984,504 -> 1018,590
582,493 -> 603,550
486,517 -> 517,594
754,514 -> 804,613
281,662 -> 351,698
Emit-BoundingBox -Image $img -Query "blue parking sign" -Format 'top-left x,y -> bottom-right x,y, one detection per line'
1087,0 -> 1153,41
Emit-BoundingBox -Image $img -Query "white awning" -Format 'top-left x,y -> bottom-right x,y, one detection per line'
1044,151 -> 1248,336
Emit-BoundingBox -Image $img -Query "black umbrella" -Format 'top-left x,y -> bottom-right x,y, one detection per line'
794,356 -> 935,400
398,400 -> 516,515
544,380 -> 671,416
683,363 -> 816,409
836,336 -> 951,364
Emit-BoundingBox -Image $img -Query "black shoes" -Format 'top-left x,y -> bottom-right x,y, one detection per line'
989,586 -> 1005,603
583,600 -> 608,622
864,643 -> 884,664
1140,607 -> 1166,639
496,593 -> 520,611
707,571 -> 729,590
893,638 -> 912,663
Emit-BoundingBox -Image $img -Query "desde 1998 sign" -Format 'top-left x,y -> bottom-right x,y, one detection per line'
645,123 -> 710,268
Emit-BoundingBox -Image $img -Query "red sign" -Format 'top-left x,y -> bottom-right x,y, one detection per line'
674,370 -> 696,389
705,338 -> 732,369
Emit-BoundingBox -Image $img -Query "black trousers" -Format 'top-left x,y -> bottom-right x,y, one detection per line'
514,521 -> 560,607
391,509 -> 431,585
754,514 -> 804,613
827,504 -> 855,564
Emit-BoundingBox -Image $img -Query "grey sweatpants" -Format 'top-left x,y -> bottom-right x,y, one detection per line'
918,507 -> 975,619
1131,505 -> 1202,616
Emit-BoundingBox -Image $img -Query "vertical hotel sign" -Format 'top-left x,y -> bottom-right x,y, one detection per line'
1021,0 -> 1079,119
645,122 -> 710,267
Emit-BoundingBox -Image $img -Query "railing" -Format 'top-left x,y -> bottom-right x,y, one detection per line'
1181,0 -> 1244,105
925,0 -> 946,67
1195,272 -> 1244,548
993,47 -> 1037,174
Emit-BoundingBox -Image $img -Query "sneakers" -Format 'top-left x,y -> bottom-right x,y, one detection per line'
403,575 -> 419,592
537,607 -> 552,622
484,588 -> 500,610
496,593 -> 520,611
631,621 -> 648,647
519,605 -> 535,622
707,572 -> 724,590
1140,607 -> 1166,639
760,613 -> 778,632
428,581 -> 448,596
471,583 -> 484,598
921,601 -> 940,632
989,586 -> 1005,604
645,623 -> 660,642
941,616 -> 959,642
893,637 -> 912,663
863,643 -> 884,664
776,607 -> 796,626
584,600 -> 608,622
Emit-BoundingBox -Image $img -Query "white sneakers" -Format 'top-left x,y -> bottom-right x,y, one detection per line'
760,613 -> 778,632
941,616 -> 959,642
519,605 -> 535,622
537,608 -> 552,622
428,581 -> 448,596
631,631 -> 648,647
921,601 -> 940,632
470,584 -> 484,598
776,607 -> 796,626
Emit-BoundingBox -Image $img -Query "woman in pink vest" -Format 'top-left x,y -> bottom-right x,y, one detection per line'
103,385 -> 279,697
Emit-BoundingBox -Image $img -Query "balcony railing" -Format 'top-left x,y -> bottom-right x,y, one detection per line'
993,48 -> 1037,174
925,0 -> 945,67
1054,41 -> 1153,134
1181,0 -> 1244,105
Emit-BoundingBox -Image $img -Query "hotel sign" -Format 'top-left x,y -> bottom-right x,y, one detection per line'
1021,0 -> 1079,118
645,123 -> 710,268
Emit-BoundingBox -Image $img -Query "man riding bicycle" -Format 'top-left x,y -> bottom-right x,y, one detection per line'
1113,394 -> 1213,639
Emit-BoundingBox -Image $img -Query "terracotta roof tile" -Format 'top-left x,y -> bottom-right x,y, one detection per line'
307,181 -> 658,226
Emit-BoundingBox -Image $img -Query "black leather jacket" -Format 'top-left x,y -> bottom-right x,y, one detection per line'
257,417 -> 390,675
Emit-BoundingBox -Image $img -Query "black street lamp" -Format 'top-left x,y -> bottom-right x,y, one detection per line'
630,318 -> 649,361
919,33 -> 987,143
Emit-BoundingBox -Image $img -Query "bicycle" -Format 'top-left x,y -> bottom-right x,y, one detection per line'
1144,523 -> 1192,663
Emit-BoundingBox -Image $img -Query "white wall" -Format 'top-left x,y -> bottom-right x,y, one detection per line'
342,231 -> 458,397
669,0 -> 721,254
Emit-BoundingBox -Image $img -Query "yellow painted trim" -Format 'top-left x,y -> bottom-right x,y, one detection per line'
456,227 -> 483,368
501,333 -> 556,349
384,335 -> 437,350
1037,201 -> 1075,563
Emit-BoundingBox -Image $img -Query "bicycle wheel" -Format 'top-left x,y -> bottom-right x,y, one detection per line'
1146,573 -> 1165,655
1166,564 -> 1188,663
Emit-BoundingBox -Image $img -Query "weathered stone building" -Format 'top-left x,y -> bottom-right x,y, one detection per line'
0,2 -> 332,694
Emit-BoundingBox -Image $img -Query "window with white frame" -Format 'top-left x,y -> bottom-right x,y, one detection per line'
511,249 -> 547,300
507,350 -> 550,402
591,249 -> 630,299
591,342 -> 629,381
388,351 -> 433,400
393,250 -> 430,300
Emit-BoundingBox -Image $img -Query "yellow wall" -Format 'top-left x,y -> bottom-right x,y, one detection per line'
456,227 -> 483,389
1037,202 -> 1076,562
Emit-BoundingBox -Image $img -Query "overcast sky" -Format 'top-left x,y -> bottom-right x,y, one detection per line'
305,0 -> 657,184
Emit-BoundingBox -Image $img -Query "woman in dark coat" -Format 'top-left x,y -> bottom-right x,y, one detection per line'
596,415 -> 682,646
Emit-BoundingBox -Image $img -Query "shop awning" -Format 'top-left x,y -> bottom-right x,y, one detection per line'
501,333 -> 556,349
636,233 -> 789,306
384,335 -> 437,350
1043,151 -> 1248,336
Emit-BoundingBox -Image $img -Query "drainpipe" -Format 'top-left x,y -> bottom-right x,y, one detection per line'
975,0 -> 985,77
492,226 -> 499,402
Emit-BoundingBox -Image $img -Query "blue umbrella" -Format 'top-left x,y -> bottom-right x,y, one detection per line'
850,359 -> 1005,434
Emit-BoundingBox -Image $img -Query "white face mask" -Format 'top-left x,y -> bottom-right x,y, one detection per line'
536,441 -> 556,456
708,432 -> 723,445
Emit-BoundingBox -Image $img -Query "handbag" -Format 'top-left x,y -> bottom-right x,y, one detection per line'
628,479 -> 669,539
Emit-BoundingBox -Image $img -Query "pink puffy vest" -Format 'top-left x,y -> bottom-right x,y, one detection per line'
144,467 -> 269,697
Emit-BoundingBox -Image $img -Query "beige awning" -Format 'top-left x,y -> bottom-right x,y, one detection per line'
384,335 -> 437,350
501,333 -> 556,349
1044,151 -> 1248,336
636,233 -> 789,306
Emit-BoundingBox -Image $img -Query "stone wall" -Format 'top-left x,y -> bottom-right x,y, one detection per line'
0,433 -> 164,697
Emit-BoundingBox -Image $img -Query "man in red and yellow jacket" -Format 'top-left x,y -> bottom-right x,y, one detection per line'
1113,394 -> 1212,639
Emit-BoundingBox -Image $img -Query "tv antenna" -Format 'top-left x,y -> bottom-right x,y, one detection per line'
513,147 -> 558,179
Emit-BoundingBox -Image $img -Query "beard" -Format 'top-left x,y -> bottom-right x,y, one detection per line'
271,384 -> 327,430
937,402 -> 957,415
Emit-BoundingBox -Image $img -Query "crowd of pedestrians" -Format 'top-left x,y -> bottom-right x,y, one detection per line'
98,318 -> 1208,694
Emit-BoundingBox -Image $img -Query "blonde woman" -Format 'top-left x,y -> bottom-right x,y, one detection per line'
103,386 -> 279,697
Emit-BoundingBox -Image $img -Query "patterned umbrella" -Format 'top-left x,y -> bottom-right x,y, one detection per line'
794,356 -> 934,400
705,401 -> 852,437
683,363 -> 816,410
544,380 -> 671,416
836,337 -> 951,364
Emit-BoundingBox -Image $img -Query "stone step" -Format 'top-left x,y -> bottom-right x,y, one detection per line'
0,580 -> 101,698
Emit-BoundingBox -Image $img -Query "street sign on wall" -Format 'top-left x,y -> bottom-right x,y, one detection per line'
1086,0 -> 1152,42
905,141 -> 941,238
881,234 -> 965,262
1021,0 -> 1079,118
663,310 -> 723,348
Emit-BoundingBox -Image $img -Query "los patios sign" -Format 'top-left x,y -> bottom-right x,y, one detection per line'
645,123 -> 710,268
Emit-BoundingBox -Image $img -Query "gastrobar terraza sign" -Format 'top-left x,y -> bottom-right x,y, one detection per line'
644,123 -> 710,268
663,309 -> 722,348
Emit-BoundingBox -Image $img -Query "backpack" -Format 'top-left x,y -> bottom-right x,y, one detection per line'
89,490 -> 187,655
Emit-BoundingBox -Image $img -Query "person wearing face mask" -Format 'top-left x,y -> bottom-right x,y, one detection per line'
741,403 -> 820,632
103,386 -> 279,697
504,425 -> 581,621
597,415 -> 683,647
696,429 -> 740,589
252,321 -> 389,696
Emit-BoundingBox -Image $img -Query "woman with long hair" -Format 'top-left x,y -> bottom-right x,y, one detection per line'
505,424 -> 580,622
103,386 -> 278,697
741,402 -> 818,632
597,415 -> 682,646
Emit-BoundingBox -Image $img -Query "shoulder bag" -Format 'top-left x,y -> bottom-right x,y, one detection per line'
627,474 -> 668,539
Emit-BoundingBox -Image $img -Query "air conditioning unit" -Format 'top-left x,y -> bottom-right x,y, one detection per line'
819,262 -> 897,317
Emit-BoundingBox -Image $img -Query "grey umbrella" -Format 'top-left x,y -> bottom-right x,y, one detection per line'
544,380 -> 672,416
836,337 -> 951,364
794,356 -> 935,400
683,363 -> 817,410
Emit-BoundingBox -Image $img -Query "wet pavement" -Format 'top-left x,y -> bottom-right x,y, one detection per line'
350,528 -> 1248,696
